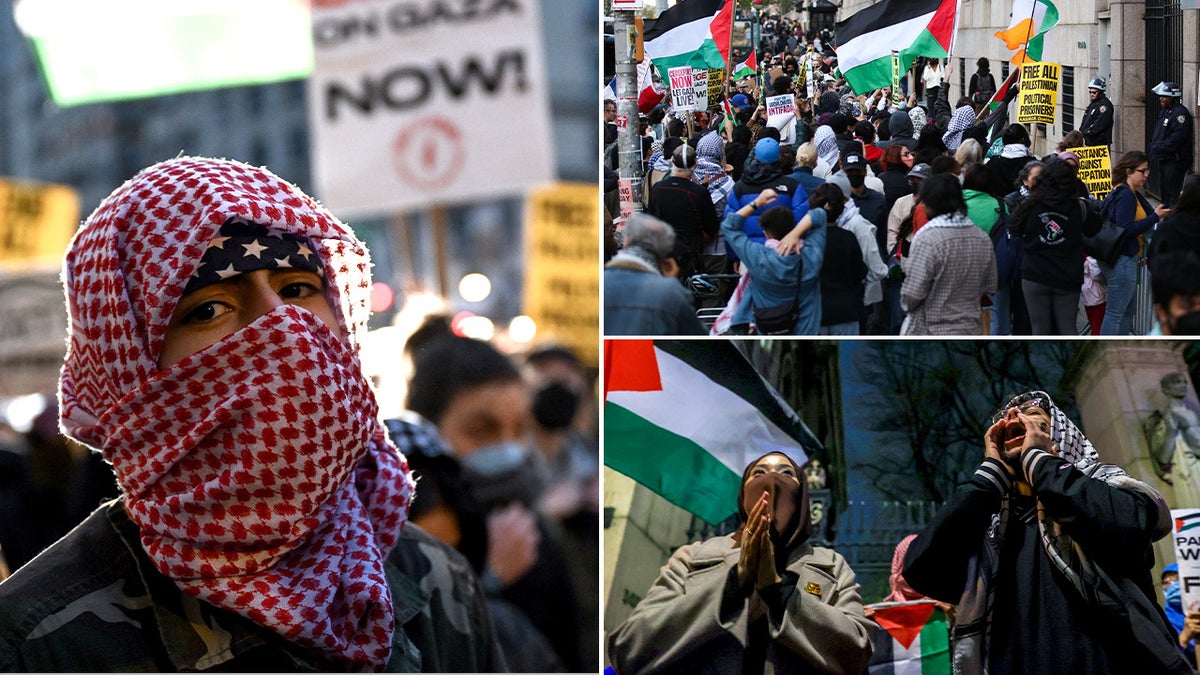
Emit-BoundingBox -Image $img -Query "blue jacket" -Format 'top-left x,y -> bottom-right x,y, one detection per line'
724,164 -> 810,260
722,209 -> 826,335
1106,183 -> 1160,257
786,167 -> 826,200
603,263 -> 707,336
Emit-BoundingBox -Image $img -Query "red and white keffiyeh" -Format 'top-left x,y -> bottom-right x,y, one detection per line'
58,157 -> 414,670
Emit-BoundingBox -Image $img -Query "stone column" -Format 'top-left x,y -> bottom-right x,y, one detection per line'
1070,341 -> 1198,571
1107,0 -> 1149,155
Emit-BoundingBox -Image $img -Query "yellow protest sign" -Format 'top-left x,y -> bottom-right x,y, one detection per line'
523,182 -> 598,367
1017,61 -> 1059,125
0,178 -> 80,270
1074,145 -> 1112,200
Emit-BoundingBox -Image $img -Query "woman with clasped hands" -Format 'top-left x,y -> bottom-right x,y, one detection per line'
608,452 -> 874,674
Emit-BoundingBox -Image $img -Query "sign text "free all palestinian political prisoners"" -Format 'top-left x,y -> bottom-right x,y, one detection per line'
307,0 -> 553,216
1017,61 -> 1059,125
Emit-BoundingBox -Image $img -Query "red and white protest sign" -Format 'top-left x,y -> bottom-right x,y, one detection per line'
669,66 -> 698,112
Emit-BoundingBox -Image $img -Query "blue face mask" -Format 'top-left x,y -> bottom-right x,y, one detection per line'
1166,580 -> 1182,611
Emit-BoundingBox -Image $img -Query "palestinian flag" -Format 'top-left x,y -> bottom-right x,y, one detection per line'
986,67 -> 1020,112
644,0 -> 734,85
866,601 -> 951,674
995,0 -> 1059,65
833,0 -> 958,95
604,340 -> 819,525
732,50 -> 757,81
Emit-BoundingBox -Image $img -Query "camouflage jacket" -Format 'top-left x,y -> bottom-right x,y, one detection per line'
0,498 -> 506,672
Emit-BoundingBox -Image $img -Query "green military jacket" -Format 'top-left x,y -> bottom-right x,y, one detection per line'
0,498 -> 506,672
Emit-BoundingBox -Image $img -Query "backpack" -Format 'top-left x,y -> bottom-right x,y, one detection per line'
990,198 -> 1023,286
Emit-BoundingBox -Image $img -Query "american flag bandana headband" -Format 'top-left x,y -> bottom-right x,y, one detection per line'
181,217 -> 324,296
58,157 -> 414,670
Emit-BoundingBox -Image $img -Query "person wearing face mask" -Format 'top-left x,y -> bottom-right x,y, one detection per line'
903,390 -> 1188,674
1163,564 -> 1200,668
405,334 -> 589,673
608,451 -> 875,675
1149,250 -> 1200,335
604,213 -> 707,336
0,157 -> 503,672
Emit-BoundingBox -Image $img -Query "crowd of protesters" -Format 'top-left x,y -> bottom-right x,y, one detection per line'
604,15 -> 1200,336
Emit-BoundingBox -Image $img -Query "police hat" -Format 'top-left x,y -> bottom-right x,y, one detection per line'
1087,77 -> 1106,92
1152,81 -> 1183,98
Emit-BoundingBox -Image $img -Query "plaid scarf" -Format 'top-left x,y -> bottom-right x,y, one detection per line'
59,156 -> 414,670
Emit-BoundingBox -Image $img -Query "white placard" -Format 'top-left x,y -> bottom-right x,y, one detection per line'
306,0 -> 554,216
692,67 -> 709,112
1172,508 -> 1200,612
669,66 -> 698,111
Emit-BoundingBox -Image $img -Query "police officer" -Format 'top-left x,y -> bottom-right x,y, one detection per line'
1079,76 -> 1114,147
1149,80 -> 1194,207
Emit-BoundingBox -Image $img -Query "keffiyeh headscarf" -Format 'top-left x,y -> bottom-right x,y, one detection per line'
59,157 -> 414,670
941,104 -> 977,151
814,125 -> 839,169
908,107 -> 926,141
884,534 -> 924,602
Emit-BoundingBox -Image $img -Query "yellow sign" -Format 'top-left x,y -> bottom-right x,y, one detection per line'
1016,61 -> 1059,125
523,183 -> 598,367
0,178 -> 80,269
1074,145 -> 1112,200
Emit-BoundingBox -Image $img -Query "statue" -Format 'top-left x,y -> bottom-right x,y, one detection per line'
804,458 -> 827,490
1143,372 -> 1200,497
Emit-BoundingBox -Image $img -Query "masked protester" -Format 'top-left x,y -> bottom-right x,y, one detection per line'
608,451 -> 874,674
0,157 -> 503,672
903,390 -> 1189,674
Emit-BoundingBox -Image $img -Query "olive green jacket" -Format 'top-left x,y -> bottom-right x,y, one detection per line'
0,498 -> 505,672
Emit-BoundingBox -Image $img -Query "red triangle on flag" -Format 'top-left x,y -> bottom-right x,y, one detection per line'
875,603 -> 936,650
604,340 -> 663,398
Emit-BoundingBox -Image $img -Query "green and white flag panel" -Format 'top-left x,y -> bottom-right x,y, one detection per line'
604,340 -> 817,525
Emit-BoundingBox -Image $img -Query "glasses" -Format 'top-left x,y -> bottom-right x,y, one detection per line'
990,391 -> 1052,424
1135,167 -> 1151,175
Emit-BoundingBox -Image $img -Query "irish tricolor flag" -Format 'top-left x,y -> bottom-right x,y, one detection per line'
643,0 -> 734,86
866,601 -> 951,674
732,50 -> 757,81
833,0 -> 959,95
995,0 -> 1059,65
604,340 -> 819,525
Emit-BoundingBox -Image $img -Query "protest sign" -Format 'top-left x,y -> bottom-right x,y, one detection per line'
891,51 -> 903,107
618,178 -> 635,218
1172,509 -> 1200,612
707,69 -> 723,107
523,183 -> 598,367
692,67 -> 709,111
1074,145 -> 1112,200
0,178 -> 79,270
669,66 -> 698,111
804,52 -> 815,100
1017,61 -> 1059,125
766,94 -> 793,119
307,0 -> 553,215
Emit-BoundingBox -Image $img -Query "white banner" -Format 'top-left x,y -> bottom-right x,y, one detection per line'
1173,508 -> 1200,612
307,0 -> 554,216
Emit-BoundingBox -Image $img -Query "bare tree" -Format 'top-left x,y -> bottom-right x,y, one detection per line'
850,341 -> 1080,502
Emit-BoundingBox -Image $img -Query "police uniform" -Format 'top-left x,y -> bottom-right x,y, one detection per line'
1149,84 -> 1194,208
1080,93 -> 1114,146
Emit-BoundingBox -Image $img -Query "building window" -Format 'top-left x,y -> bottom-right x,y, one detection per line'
1062,65 -> 1075,133
959,58 -> 967,101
